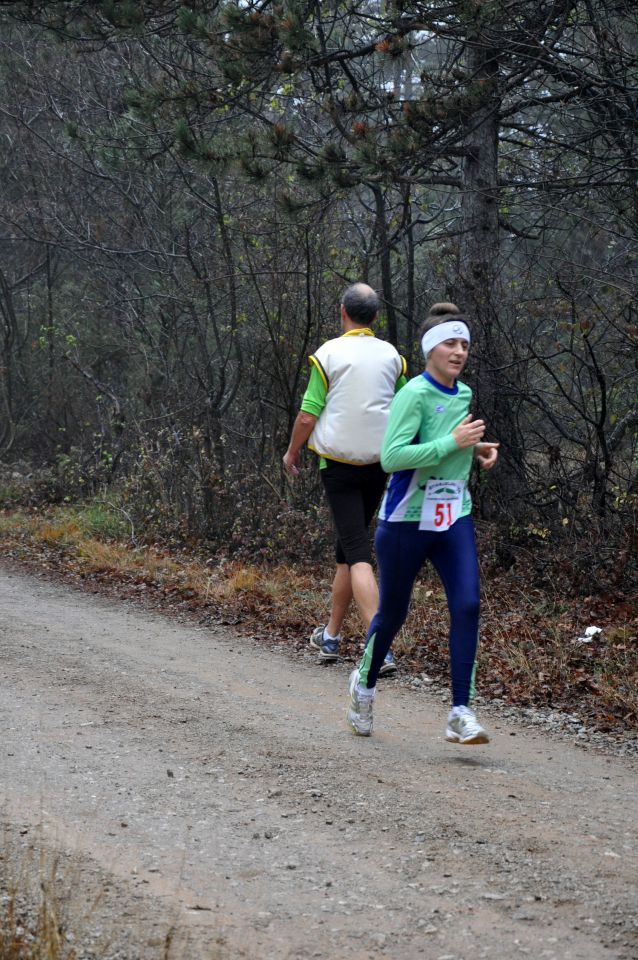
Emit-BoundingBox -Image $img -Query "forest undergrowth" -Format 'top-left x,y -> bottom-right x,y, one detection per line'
0,501 -> 636,736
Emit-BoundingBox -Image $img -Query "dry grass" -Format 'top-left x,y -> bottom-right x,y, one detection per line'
0,514 -> 27,534
0,856 -> 77,960
0,835 -> 185,960
76,538 -> 131,572
0,507 -> 323,614
35,519 -> 82,547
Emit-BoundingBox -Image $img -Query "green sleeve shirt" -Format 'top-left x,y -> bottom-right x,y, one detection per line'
378,373 -> 474,521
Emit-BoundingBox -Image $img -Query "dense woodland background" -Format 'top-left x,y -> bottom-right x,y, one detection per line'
0,1 -> 636,589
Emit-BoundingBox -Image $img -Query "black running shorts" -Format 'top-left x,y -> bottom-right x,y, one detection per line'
320,459 -> 387,566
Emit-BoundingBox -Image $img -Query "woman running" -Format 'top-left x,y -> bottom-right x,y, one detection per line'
346,302 -> 499,743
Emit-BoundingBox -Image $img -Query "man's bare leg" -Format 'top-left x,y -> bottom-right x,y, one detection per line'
326,563 -> 352,637
350,561 -> 379,630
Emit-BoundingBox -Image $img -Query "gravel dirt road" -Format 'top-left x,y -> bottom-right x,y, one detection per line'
0,565 -> 636,960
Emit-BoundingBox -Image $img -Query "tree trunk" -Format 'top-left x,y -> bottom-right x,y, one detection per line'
456,36 -> 524,515
372,186 -> 399,347
0,266 -> 17,452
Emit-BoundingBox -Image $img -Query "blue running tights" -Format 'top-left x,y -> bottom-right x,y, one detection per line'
360,515 -> 480,705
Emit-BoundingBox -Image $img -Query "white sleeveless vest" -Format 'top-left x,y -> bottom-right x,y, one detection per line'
307,331 -> 405,465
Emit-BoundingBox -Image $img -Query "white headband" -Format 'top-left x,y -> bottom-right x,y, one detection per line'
421,320 -> 471,358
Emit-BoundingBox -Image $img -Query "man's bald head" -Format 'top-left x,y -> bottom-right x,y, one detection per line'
341,283 -> 379,327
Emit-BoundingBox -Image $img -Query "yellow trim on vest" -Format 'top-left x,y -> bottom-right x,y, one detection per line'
308,354 -> 328,390
307,444 -> 380,466
342,327 -> 374,338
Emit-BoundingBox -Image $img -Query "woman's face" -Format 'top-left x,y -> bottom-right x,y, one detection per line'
426,337 -> 469,386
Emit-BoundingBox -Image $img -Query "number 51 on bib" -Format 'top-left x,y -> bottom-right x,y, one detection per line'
419,480 -> 465,532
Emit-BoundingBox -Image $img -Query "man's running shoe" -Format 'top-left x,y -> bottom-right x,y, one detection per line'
445,706 -> 490,745
346,669 -> 374,736
378,651 -> 397,677
309,624 -> 340,662
309,625 -> 326,649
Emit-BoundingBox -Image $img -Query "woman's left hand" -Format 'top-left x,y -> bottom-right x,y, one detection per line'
475,442 -> 499,470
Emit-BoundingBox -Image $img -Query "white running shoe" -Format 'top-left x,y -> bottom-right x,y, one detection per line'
445,705 -> 490,745
347,669 -> 374,736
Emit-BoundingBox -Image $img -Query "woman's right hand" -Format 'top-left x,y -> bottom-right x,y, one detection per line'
452,414 -> 486,448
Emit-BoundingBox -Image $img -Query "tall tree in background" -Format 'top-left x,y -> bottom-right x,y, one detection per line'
0,0 -> 636,571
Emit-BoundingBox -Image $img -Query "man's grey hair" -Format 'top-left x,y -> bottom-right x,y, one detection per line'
341,283 -> 379,326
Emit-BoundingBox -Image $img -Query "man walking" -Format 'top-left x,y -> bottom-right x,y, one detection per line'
283,283 -> 406,673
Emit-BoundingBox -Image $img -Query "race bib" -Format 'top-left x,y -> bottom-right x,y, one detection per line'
419,479 -> 465,532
